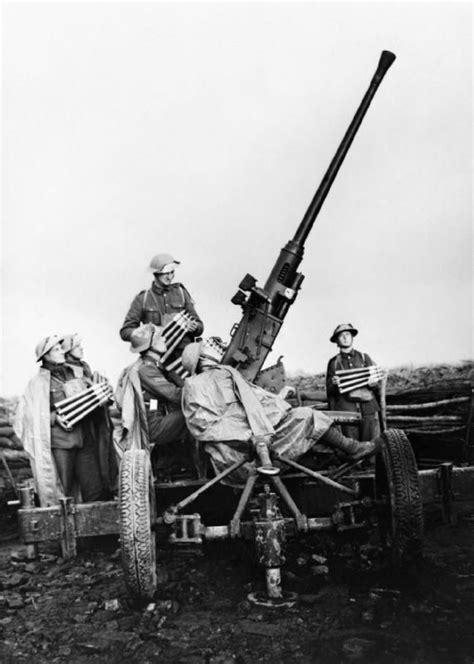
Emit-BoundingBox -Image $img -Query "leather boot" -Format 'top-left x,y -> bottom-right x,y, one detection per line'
319,425 -> 380,461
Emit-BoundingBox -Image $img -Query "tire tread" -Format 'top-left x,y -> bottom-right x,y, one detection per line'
118,449 -> 157,599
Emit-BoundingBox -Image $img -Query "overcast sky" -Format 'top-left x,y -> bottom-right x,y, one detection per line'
1,1 -> 472,396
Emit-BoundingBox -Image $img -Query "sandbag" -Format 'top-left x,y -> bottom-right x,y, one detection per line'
0,425 -> 14,436
0,449 -> 29,462
0,436 -> 16,449
0,434 -> 23,450
10,434 -> 24,449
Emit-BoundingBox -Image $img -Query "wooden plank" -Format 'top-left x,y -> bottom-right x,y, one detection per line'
18,500 -> 119,544
386,396 -> 469,411
74,500 -> 119,536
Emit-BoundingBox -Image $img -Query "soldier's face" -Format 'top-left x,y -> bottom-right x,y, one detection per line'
337,331 -> 354,348
151,335 -> 167,355
154,269 -> 175,287
44,343 -> 66,364
70,344 -> 84,360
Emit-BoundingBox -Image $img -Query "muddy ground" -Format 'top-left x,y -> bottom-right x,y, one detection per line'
0,504 -> 473,664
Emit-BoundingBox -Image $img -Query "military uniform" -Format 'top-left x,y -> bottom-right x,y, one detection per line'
45,361 -> 105,501
120,281 -> 204,342
137,353 -> 188,446
326,349 -> 380,441
64,358 -> 93,381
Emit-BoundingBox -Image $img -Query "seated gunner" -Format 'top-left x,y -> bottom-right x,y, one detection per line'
115,323 -> 190,472
180,340 -> 381,484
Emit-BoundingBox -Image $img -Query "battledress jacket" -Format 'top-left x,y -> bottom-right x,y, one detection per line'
182,365 -> 333,485
114,356 -> 184,451
65,358 -> 93,380
326,349 -> 380,415
14,368 -> 117,506
119,281 -> 204,342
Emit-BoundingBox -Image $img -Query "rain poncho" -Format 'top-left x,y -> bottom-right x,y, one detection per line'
114,359 -> 150,453
182,365 -> 333,484
14,369 -> 64,506
14,368 -> 118,506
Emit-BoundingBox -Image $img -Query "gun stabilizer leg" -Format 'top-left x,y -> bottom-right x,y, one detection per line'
248,484 -> 297,608
252,435 -> 280,476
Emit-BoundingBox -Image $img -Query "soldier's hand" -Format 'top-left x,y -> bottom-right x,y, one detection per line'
331,376 -> 340,387
56,416 -> 73,432
188,319 -> 199,332
278,385 -> 295,400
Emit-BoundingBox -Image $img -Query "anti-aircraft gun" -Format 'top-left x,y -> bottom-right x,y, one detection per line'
222,50 -> 396,388
13,51 -> 474,613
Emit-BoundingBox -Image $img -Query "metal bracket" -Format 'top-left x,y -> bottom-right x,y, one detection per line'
332,500 -> 368,531
168,514 -> 203,544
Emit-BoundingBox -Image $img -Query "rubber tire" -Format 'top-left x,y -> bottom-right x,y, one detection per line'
119,449 -> 157,600
375,428 -> 424,569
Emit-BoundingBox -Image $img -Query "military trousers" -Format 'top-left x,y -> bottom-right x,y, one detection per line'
340,412 -> 380,441
52,445 -> 103,502
147,410 -> 188,446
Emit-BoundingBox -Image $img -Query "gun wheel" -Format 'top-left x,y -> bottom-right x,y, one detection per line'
119,449 -> 157,600
375,428 -> 424,569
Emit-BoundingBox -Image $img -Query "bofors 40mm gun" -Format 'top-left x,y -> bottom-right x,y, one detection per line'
17,51 -> 473,609
222,50 -> 396,391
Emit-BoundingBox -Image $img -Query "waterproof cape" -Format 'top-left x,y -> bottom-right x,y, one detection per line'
114,359 -> 149,453
182,366 -> 333,484
14,369 -> 63,506
14,369 -> 117,506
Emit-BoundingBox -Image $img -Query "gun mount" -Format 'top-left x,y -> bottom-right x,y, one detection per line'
222,50 -> 396,382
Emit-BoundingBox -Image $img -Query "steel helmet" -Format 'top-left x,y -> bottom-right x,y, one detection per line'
35,335 -> 64,362
181,337 -> 226,375
201,337 -> 227,362
149,253 -> 180,274
330,323 -> 359,343
181,341 -> 203,376
130,323 -> 164,354
62,334 -> 82,354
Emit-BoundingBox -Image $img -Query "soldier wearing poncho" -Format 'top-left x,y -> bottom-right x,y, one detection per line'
181,341 -> 380,485
14,335 -> 117,507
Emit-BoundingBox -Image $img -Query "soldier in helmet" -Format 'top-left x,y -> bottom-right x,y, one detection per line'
119,253 -> 204,349
62,333 -> 110,386
14,336 -> 117,506
62,334 -> 93,380
326,323 -> 381,441
115,323 -> 190,471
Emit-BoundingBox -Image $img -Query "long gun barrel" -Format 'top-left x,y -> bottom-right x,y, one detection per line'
222,50 -> 396,381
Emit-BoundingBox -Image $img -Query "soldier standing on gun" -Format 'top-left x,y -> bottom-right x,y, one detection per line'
119,253 -> 204,350
326,323 -> 381,441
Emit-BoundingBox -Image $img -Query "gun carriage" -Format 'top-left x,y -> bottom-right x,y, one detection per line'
15,51 -> 474,606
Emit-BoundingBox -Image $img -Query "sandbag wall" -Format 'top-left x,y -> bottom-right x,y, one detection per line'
0,399 -> 32,501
